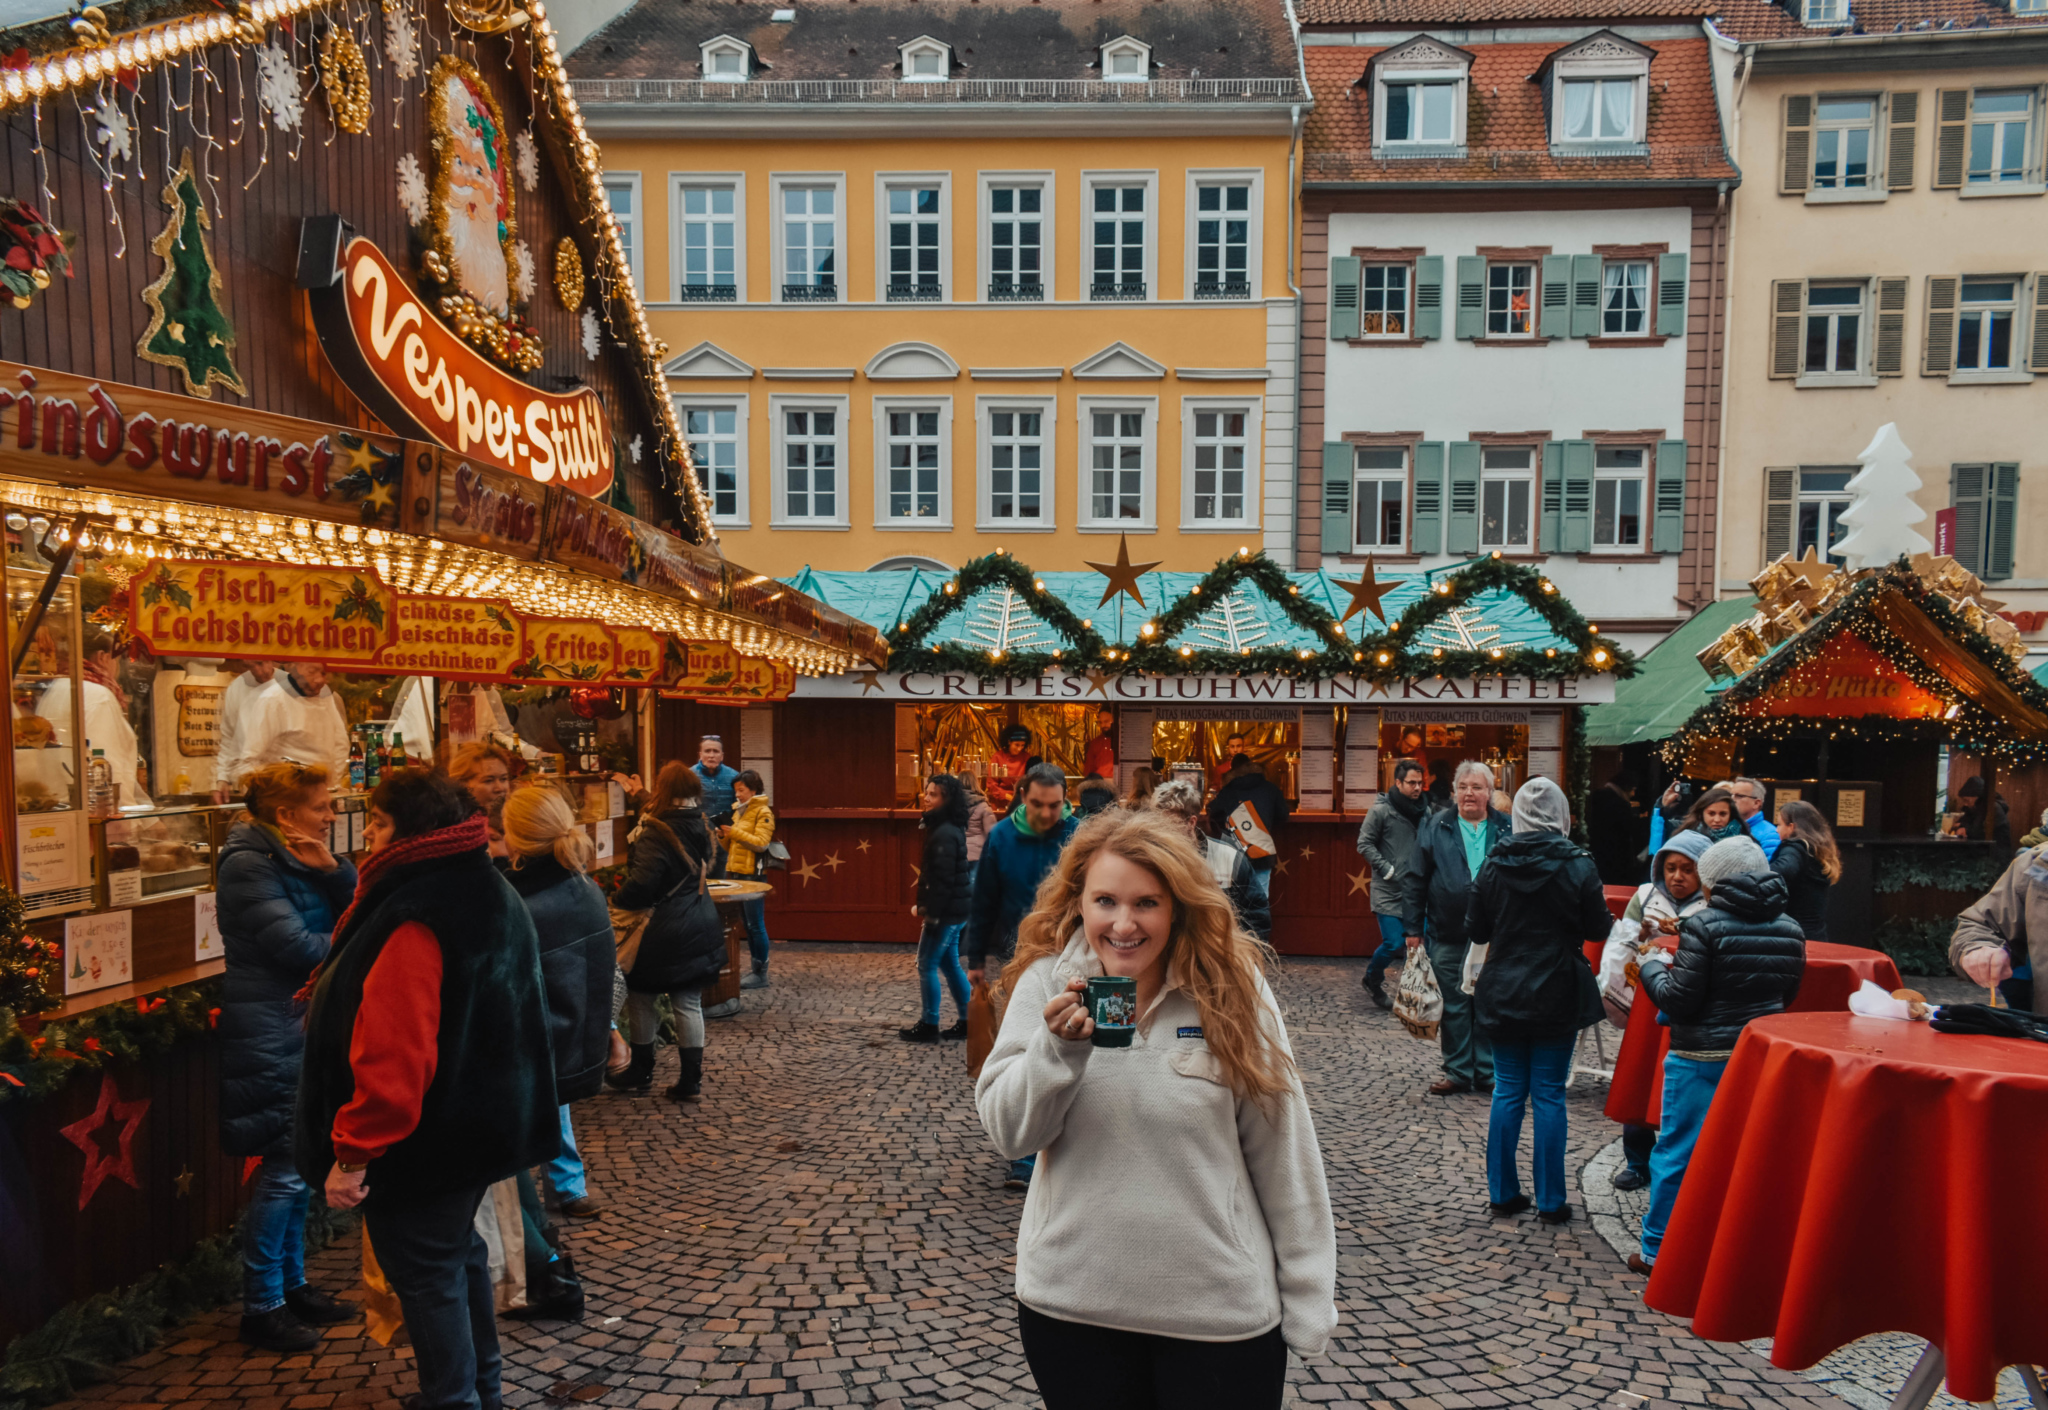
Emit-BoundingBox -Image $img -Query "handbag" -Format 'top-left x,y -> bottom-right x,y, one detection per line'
1460,942 -> 1489,996
610,823 -> 697,975
763,839 -> 790,870
965,979 -> 1001,1080
1393,944 -> 1444,1040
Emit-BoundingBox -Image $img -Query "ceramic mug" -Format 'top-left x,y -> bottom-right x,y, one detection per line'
1087,975 -> 1137,1048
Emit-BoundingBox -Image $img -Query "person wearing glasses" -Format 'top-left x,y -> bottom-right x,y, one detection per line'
1724,778 -> 1781,861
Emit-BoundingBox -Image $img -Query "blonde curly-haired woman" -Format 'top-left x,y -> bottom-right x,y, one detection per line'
976,810 -> 1336,1409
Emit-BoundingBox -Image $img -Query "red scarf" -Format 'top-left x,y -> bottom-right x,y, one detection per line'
296,811 -> 491,1001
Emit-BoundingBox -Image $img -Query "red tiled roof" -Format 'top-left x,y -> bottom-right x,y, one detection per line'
1298,0 -> 1713,24
1711,0 -> 2048,39
1303,38 -> 1738,184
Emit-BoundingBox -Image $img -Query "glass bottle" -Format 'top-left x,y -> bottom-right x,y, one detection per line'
348,735 -> 366,791
364,730 -> 384,789
390,729 -> 405,772
86,747 -> 115,818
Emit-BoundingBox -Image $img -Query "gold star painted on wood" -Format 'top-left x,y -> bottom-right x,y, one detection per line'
855,838 -> 871,853
1347,871 -> 1372,897
1083,668 -> 1113,699
165,322 -> 184,343
1335,556 -> 1396,625
909,864 -> 921,882
822,851 -> 845,872
342,435 -> 381,476
1083,533 -> 1163,609
793,857 -> 822,885
363,480 -> 397,515
1273,858 -> 1290,875
173,1166 -> 195,1196
858,670 -> 884,695
1299,844 -> 1316,861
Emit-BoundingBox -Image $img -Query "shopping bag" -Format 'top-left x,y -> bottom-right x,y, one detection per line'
966,980 -> 1000,1080
610,905 -> 653,975
1393,944 -> 1443,1040
1460,942 -> 1488,996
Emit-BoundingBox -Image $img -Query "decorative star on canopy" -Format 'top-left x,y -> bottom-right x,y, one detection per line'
792,857 -> 822,886
1083,534 -> 1163,609
1785,544 -> 1833,596
1082,667 -> 1114,699
1335,556 -> 1395,625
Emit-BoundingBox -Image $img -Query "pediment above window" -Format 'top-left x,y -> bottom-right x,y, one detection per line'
1366,35 -> 1475,77
699,35 -> 753,81
1072,341 -> 1167,380
1539,30 -> 1653,147
899,36 -> 951,81
865,341 -> 961,380
1100,35 -> 1152,81
666,341 -> 755,379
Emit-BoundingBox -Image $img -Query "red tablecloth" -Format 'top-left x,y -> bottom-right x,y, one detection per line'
1603,941 -> 1902,1127
1645,1011 -> 2048,1403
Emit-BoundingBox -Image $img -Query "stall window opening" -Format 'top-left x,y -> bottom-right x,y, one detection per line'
1353,447 -> 1406,551
1480,447 -> 1534,550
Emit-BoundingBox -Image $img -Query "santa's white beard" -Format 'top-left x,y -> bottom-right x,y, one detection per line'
448,203 -> 510,317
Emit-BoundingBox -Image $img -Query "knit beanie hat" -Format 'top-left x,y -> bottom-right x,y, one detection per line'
1697,836 -> 1768,891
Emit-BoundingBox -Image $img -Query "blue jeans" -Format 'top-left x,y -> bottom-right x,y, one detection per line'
1486,1035 -> 1574,1211
243,1152 -> 310,1312
741,897 -> 770,972
1641,1053 -> 1729,1263
364,1184 -> 500,1410
918,920 -> 971,1025
1365,914 -> 1407,987
546,1105 -> 587,1202
1010,1152 -> 1037,1183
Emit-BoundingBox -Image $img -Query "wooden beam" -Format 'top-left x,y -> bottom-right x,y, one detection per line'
1870,591 -> 2048,738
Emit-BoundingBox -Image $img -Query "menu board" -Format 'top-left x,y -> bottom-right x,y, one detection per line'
1299,709 -> 1334,811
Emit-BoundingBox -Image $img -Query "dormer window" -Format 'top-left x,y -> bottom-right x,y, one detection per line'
1802,0 -> 1849,25
1365,37 -> 1473,153
700,35 -> 751,81
1541,32 -> 1653,148
1100,36 -> 1151,82
900,37 -> 950,81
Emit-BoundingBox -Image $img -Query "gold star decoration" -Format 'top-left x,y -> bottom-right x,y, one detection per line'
1347,871 -> 1372,897
165,322 -> 184,343
363,480 -> 398,515
1083,533 -> 1163,609
1335,556 -> 1396,625
1298,844 -> 1316,861
173,1166 -> 195,1196
793,857 -> 822,885
1083,668 -> 1114,699
342,434 -> 381,476
858,670 -> 884,695
855,838 -> 871,853
1273,858 -> 1291,875
822,851 -> 845,872
909,863 -> 921,882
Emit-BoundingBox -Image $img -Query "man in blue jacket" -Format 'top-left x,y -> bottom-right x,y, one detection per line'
964,762 -> 1077,1189
1404,760 -> 1510,1096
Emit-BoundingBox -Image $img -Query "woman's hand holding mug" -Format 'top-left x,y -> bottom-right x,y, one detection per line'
1044,977 -> 1095,1044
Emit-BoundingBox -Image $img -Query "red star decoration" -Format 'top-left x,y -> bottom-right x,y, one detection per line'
59,1073 -> 150,1211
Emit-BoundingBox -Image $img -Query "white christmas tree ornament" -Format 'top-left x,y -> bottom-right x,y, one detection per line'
1832,422 -> 1932,571
255,43 -> 305,132
510,240 -> 536,302
396,153 -> 429,225
579,307 -> 601,361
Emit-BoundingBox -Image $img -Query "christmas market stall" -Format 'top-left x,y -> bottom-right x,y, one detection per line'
663,545 -> 1628,957
0,0 -> 880,1352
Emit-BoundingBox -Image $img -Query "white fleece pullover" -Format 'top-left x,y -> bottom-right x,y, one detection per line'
975,933 -> 1338,1356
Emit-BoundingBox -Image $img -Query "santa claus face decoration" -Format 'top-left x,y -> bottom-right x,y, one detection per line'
419,55 -> 541,370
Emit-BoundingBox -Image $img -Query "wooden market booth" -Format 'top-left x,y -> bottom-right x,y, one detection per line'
0,0 -> 880,1343
669,551 -> 1625,958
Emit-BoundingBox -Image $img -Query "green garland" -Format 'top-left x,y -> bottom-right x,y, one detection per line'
889,550 -> 1635,685
1875,846 -> 2009,897
1871,916 -> 1959,978
0,979 -> 222,1106
1565,701 -> 1593,846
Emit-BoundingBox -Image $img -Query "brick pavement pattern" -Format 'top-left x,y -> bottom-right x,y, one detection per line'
58,949 -> 1854,1410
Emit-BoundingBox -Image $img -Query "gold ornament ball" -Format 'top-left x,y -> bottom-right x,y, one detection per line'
554,238 -> 584,311
321,28 -> 372,135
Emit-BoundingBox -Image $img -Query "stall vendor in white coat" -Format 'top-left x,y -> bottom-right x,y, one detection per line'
211,660 -> 279,800
236,661 -> 351,786
33,625 -> 152,809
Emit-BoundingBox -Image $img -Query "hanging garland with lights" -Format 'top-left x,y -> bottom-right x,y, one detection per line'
887,547 -> 1634,684
0,975 -> 222,1106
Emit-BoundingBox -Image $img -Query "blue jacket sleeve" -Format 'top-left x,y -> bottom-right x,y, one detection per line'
962,828 -> 1004,969
219,852 -> 344,978
1748,814 -> 1782,860
1648,808 -> 1667,854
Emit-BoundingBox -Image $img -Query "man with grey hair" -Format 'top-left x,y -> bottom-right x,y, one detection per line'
1403,760 -> 1511,1094
1725,778 -> 1781,860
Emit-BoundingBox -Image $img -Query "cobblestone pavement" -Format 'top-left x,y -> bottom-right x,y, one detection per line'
58,948 -> 1855,1410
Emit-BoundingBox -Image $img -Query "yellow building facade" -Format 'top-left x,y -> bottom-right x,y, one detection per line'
568,0 -> 1307,573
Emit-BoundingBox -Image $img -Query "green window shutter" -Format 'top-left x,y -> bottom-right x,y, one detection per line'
1321,442 -> 1354,555
1541,441 -> 1564,550
1763,467 -> 1797,561
1454,256 -> 1485,340
1933,89 -> 1969,190
1886,91 -> 1918,191
1540,255 -> 1573,340
1781,94 -> 1813,195
1923,276 -> 1958,376
1874,277 -> 1909,375
1987,464 -> 2018,581
1411,441 -> 1445,554
1656,253 -> 1689,339
1653,439 -> 1688,554
1949,463 -> 1986,576
1329,256 -> 1361,341
1559,439 -> 1594,553
2029,273 -> 2048,375
1570,254 -> 1603,339
1446,441 -> 1481,555
1414,256 -> 1444,340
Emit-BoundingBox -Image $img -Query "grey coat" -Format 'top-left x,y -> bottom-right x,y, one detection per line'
1356,796 -> 1424,922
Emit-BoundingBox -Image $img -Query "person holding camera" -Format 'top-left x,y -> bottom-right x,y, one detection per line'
976,810 -> 1336,1408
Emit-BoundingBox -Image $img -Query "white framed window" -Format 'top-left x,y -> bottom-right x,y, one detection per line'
1797,467 -> 1855,563
876,174 -> 949,302
1100,36 -> 1150,81
1480,447 -> 1534,550
1487,262 -> 1536,337
1592,445 -> 1646,551
1814,96 -> 1877,187
672,175 -> 743,302
676,397 -> 751,526
772,175 -> 843,302
1353,447 -> 1407,551
1181,399 -> 1259,529
1385,81 -> 1458,143
770,396 -> 848,528
873,399 -> 952,527
1803,281 -> 1866,376
900,36 -> 949,81
1361,263 -> 1410,337
1802,0 -> 1848,25
699,35 -> 751,80
1955,278 -> 2018,372
977,397 -> 1055,530
1083,172 -> 1155,302
601,173 -> 642,296
1546,34 -> 1652,146
1969,90 -> 2034,185
1077,398 -> 1155,529
1561,78 -> 1637,141
983,176 -> 1049,302
1187,173 -> 1259,300
1367,39 -> 1472,152
1602,260 -> 1650,334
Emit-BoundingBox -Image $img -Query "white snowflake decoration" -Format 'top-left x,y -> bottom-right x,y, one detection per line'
962,587 -> 1052,656
1420,605 -> 1503,653
90,95 -> 131,163
628,435 -> 643,464
510,240 -> 536,302
579,307 -> 601,361
395,153 -> 429,225
255,43 -> 305,133
514,131 -> 540,193
382,3 -> 420,80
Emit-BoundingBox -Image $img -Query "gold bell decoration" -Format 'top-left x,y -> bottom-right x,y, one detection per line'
554,237 -> 584,311
321,29 -> 372,135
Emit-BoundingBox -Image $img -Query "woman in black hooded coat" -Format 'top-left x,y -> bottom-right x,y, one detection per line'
900,773 -> 974,1043
610,762 -> 724,1101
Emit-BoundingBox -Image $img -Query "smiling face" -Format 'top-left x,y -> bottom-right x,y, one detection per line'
1081,849 -> 1172,984
276,783 -> 336,840
439,72 -> 511,317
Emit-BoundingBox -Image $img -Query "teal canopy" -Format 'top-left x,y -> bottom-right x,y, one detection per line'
1580,598 -> 1756,748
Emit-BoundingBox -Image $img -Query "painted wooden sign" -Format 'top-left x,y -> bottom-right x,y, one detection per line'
127,560 -> 399,664
375,594 -> 523,681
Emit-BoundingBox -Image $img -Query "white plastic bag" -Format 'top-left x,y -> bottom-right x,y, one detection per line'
1393,945 -> 1443,1040
1460,942 -> 1488,995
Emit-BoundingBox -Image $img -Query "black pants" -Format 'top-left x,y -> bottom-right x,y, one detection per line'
1017,1302 -> 1287,1410
364,1184 -> 500,1410
1622,1122 -> 1657,1177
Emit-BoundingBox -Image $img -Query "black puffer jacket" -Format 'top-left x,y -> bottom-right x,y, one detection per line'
615,808 -> 724,993
918,800 -> 974,925
1770,838 -> 1833,942
506,855 -> 616,1103
1639,869 -> 1806,1053
1466,831 -> 1612,1041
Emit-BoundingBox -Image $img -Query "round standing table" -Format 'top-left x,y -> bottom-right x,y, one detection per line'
703,878 -> 772,1006
1604,940 -> 1902,1127
1644,1010 -> 2048,1407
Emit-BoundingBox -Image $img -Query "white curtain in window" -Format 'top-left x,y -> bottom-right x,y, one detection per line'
1600,80 -> 1632,139
1563,81 -> 1594,139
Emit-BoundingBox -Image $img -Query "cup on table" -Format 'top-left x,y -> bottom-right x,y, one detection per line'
1086,975 -> 1137,1049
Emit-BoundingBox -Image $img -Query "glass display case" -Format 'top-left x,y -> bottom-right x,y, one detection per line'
97,805 -> 223,905
8,562 -> 94,918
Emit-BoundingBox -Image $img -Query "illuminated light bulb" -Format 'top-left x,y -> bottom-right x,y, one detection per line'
1179,646 -> 1193,657
115,516 -> 133,532
1432,647 -> 1443,657
1377,652 -> 1391,665
1489,648 -> 1503,659
1588,625 -> 1600,634
24,65 -> 45,95
1545,647 -> 1557,657
146,31 -> 165,58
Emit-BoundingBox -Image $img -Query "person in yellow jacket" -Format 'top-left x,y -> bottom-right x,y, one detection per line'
719,770 -> 776,989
